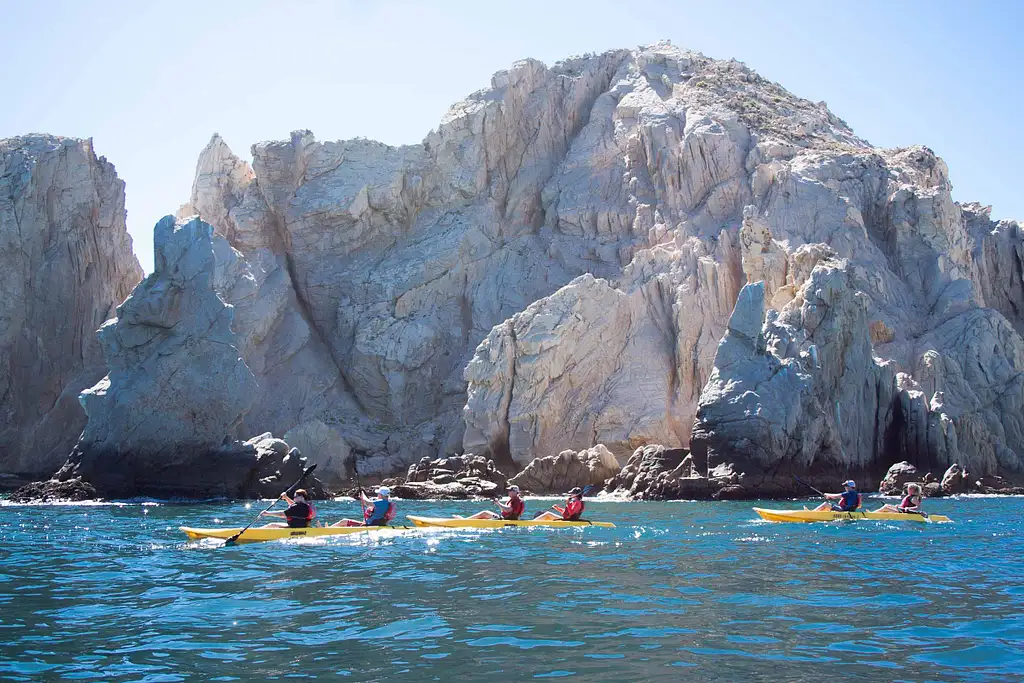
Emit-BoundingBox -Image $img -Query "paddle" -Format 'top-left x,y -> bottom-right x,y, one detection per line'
794,475 -> 827,498
351,456 -> 366,518
224,464 -> 317,546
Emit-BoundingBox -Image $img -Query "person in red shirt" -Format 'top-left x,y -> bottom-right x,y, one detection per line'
873,483 -> 924,514
535,487 -> 585,521
467,485 -> 526,520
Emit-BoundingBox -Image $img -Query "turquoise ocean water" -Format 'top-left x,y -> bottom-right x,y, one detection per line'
1,496 -> 1022,681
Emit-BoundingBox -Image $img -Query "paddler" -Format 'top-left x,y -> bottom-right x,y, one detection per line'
812,480 -> 862,512
332,486 -> 396,527
873,483 -> 924,514
260,488 -> 316,528
467,485 -> 526,520
535,487 -> 586,521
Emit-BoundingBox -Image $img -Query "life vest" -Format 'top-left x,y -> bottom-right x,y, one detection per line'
285,501 -> 314,528
899,493 -> 921,510
838,490 -> 861,511
562,497 -> 585,521
502,497 -> 525,520
364,499 -> 396,526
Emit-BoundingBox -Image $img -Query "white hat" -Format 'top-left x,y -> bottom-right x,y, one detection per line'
377,486 -> 391,497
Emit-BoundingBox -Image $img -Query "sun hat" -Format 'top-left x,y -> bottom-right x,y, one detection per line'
568,487 -> 583,496
377,486 -> 391,497
508,485 -> 521,493
843,480 -> 856,488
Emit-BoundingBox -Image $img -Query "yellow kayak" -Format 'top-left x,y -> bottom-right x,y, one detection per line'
406,515 -> 615,529
753,508 -> 952,523
180,525 -> 411,544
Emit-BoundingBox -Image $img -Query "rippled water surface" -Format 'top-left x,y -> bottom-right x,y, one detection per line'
1,496 -> 1022,681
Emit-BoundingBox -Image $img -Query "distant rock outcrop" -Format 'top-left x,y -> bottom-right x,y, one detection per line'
508,445 -> 621,493
0,135 -> 142,482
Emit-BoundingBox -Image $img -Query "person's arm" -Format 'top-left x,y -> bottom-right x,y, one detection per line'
359,491 -> 372,506
280,493 -> 295,505
825,493 -> 841,500
261,510 -> 286,518
552,505 -> 565,514
495,499 -> 511,512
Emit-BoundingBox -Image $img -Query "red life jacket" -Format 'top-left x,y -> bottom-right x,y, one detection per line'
900,493 -> 921,510
562,497 -> 584,521
502,496 -> 525,520
285,501 -> 315,528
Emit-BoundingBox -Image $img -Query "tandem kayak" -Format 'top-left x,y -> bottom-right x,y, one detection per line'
406,515 -> 615,529
753,508 -> 952,523
180,525 -> 411,544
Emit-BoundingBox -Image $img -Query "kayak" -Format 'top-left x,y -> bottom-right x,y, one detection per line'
753,508 -> 952,523
180,525 -> 411,544
406,515 -> 615,529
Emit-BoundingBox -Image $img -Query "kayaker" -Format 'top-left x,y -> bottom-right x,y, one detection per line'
260,488 -> 316,528
535,487 -> 585,521
812,480 -> 862,512
873,483 -> 924,514
467,485 -> 526,520
332,486 -> 396,527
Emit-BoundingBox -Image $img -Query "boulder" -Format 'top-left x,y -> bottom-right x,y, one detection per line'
400,454 -> 508,498
940,463 -> 971,495
879,461 -> 921,495
0,135 -> 142,480
509,445 -> 621,493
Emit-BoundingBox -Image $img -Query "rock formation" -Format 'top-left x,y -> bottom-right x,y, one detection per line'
389,454 -> 508,499
508,444 -> 621,493
54,215 -> 270,497
8,42 -> 1024,496
0,135 -> 142,484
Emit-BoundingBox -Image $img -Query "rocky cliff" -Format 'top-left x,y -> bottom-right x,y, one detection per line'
0,135 -> 142,484
170,43 -> 1023,489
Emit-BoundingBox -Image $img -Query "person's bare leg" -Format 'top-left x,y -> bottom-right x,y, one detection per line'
813,502 -> 831,511
873,504 -> 898,513
467,510 -> 499,519
534,511 -> 561,521
261,522 -> 288,528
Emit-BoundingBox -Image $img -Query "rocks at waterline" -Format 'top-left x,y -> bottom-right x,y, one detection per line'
380,454 -> 509,499
9,477 -> 97,503
878,461 -> 922,495
508,445 -> 621,494
0,135 -> 143,481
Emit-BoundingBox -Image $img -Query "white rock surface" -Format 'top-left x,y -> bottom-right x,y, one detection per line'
0,135 -> 142,479
141,43 -> 1024,486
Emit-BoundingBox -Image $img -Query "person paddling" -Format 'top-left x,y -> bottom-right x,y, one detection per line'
260,488 -> 316,528
812,480 -> 862,512
332,486 -> 396,527
535,487 -> 585,521
467,485 -> 526,520
873,483 -> 924,514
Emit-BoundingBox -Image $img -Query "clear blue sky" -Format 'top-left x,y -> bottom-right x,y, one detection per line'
3,0 -> 1021,272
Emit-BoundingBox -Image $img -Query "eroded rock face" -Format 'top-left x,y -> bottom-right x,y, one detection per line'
56,216 -> 260,497
508,444 -> 621,494
0,136 -> 142,481
108,42 -> 1024,488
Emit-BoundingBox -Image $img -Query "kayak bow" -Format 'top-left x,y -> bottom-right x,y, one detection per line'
753,508 -> 952,523
181,525 -> 410,544
406,515 -> 615,529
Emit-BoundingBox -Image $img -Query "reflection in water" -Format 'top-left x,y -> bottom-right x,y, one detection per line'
0,497 -> 1022,681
